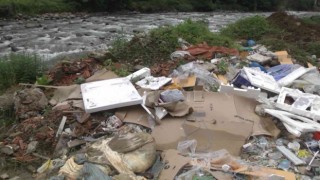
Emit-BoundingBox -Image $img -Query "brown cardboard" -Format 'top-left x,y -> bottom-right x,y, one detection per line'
275,51 -> 293,64
234,166 -> 296,179
217,74 -> 228,84
118,92 -> 279,156
85,69 -> 118,82
172,75 -> 196,88
158,149 -> 191,180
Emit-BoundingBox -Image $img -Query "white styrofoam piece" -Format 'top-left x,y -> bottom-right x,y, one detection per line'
276,87 -> 320,120
243,67 -> 281,93
277,67 -> 310,86
247,53 -> 271,63
218,84 -> 260,99
276,146 -> 306,165
265,109 -> 320,137
81,78 -> 143,113
136,76 -> 172,90
126,67 -> 151,82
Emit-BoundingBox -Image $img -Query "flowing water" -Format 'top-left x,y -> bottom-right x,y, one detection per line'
0,11 -> 317,62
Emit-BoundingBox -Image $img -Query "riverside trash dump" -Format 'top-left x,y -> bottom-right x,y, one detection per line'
1,14 -> 320,180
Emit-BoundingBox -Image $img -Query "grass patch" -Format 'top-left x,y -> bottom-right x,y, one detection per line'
110,20 -> 236,65
0,54 -> 45,93
306,42 -> 320,57
220,16 -> 276,40
0,0 -> 76,15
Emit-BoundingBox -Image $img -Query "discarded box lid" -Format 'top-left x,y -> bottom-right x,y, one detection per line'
81,78 -> 143,113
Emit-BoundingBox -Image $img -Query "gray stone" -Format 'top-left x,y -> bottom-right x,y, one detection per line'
26,141 -> 38,154
1,146 -> 14,155
0,173 -> 9,179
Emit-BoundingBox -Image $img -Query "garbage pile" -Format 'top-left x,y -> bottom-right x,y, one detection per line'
1,38 -> 320,180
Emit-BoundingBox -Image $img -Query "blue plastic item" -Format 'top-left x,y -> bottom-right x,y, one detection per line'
249,62 -> 267,73
231,71 -> 252,88
267,64 -> 300,81
247,39 -> 256,47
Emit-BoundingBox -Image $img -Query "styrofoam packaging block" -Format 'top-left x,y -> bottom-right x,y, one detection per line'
265,109 -> 320,137
218,84 -> 260,99
276,87 -> 320,120
81,78 -> 143,113
136,76 -> 172,90
126,67 -> 151,82
243,67 -> 281,93
277,67 -> 309,87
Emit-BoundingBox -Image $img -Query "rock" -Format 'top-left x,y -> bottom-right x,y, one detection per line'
0,173 -> 9,179
3,35 -> 12,41
8,176 -> 20,180
14,88 -> 48,119
134,65 -> 145,71
26,141 -> 38,154
1,145 -> 14,155
25,23 -> 41,28
27,165 -> 36,173
52,102 -> 71,111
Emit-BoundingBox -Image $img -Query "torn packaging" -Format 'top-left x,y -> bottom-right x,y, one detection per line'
117,92 -> 279,156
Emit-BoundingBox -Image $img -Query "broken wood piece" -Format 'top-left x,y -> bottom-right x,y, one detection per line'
56,116 -> 67,138
19,83 -> 59,89
67,139 -> 86,148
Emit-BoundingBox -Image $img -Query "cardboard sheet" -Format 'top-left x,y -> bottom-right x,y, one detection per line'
85,69 -> 118,82
275,51 -> 293,64
217,74 -> 228,84
172,75 -> 197,88
117,92 -> 279,156
50,85 -> 82,106
158,149 -> 191,180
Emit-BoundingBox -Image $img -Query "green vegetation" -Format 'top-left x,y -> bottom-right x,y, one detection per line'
0,54 -> 45,93
0,0 -> 318,17
110,20 -> 235,65
0,0 -> 77,15
220,16 -> 275,40
302,15 -> 320,26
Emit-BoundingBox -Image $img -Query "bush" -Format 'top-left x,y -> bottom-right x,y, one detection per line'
0,0 -> 76,15
0,54 -> 45,93
220,16 -> 273,40
306,42 -> 320,57
110,20 -> 236,65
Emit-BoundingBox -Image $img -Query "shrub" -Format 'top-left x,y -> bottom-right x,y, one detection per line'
0,54 -> 45,93
220,16 -> 273,40
110,20 -> 236,65
0,0 -> 76,15
306,42 -> 320,57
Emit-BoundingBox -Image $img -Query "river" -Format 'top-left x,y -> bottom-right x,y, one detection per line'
0,11 -> 318,62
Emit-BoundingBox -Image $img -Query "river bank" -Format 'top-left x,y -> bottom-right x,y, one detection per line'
0,11 -> 318,64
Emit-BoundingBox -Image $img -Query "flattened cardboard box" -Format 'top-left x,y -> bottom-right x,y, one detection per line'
117,92 -> 279,156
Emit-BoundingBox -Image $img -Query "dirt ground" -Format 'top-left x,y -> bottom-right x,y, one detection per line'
267,11 -> 320,45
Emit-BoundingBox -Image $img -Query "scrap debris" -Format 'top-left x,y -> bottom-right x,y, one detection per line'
1,18 -> 320,180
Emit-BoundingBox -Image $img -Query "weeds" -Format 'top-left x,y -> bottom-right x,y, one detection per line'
0,0 -> 76,15
220,16 -> 275,40
0,54 -> 45,93
110,20 -> 235,65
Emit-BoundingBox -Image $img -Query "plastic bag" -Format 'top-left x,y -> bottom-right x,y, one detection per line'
160,89 -> 185,103
177,139 -> 197,154
176,62 -> 220,88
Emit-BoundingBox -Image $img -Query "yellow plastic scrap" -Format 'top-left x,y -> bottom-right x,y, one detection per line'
297,149 -> 310,158
37,159 -> 53,174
